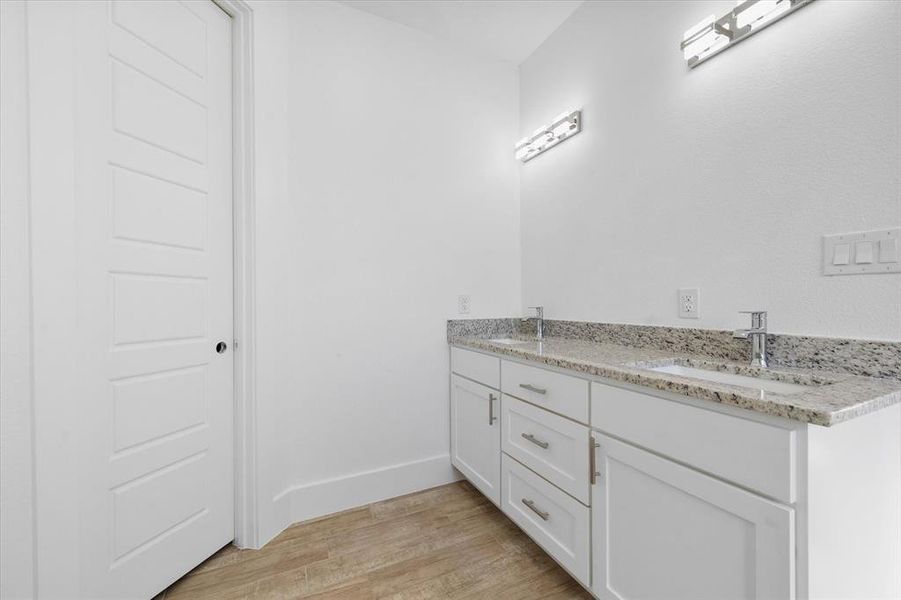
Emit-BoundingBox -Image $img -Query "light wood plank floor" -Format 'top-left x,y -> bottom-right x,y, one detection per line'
155,480 -> 592,599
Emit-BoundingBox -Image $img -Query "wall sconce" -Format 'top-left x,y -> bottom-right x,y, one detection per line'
681,0 -> 815,68
515,110 -> 581,163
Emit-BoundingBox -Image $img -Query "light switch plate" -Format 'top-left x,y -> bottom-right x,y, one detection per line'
678,288 -> 700,319
823,228 -> 900,275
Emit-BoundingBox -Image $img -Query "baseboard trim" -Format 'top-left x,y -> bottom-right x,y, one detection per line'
263,454 -> 461,546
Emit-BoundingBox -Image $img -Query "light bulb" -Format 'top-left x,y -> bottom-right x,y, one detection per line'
736,0 -> 791,30
682,15 -> 727,61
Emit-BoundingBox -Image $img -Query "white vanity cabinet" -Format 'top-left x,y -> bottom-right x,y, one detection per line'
449,344 -> 901,600
590,381 -> 798,599
450,348 -> 501,504
500,359 -> 594,587
590,435 -> 795,600
451,347 -> 594,587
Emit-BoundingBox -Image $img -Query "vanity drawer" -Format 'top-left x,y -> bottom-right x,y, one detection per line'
451,346 -> 499,389
591,382 -> 797,503
501,395 -> 591,504
501,453 -> 590,587
502,360 -> 589,423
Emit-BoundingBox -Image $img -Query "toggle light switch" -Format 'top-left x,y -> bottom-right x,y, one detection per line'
855,241 -> 874,264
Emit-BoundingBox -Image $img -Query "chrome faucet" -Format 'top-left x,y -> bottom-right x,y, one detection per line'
733,311 -> 768,368
522,306 -> 544,340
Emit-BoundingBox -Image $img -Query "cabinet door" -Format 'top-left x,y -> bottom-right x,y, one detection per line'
591,435 -> 795,600
451,375 -> 500,505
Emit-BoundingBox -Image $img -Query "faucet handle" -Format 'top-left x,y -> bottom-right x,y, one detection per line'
528,306 -> 544,317
738,310 -> 767,328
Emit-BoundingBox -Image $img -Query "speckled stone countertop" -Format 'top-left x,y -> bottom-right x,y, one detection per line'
449,334 -> 901,427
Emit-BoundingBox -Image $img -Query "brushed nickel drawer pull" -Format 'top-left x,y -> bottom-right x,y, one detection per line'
519,383 -> 547,395
521,498 -> 549,521
488,393 -> 497,425
521,432 -> 549,449
589,436 -> 601,485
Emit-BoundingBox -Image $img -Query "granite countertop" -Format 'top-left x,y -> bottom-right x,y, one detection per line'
449,335 -> 901,427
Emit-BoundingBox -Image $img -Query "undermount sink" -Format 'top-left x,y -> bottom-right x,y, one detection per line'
647,364 -> 810,395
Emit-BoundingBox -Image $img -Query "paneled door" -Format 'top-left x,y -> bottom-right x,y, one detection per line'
450,375 -> 501,505
591,435 -> 795,600
68,1 -> 233,597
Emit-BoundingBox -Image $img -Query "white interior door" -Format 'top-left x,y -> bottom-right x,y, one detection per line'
54,1 -> 234,597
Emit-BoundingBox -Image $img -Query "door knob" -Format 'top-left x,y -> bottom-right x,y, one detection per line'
216,341 -> 227,354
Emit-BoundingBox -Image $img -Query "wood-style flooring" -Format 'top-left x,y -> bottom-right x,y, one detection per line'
155,480 -> 591,599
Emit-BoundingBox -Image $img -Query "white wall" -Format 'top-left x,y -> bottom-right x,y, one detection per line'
0,1 -> 36,597
250,0 -> 521,543
519,0 -> 901,341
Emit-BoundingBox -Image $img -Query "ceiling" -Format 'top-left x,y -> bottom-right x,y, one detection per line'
336,0 -> 585,64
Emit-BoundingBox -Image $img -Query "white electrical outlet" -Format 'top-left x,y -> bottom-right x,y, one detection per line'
678,288 -> 700,319
457,295 -> 471,315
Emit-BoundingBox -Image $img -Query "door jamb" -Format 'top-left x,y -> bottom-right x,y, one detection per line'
213,0 -> 258,550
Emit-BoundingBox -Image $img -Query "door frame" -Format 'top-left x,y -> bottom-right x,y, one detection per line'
212,0 -> 259,550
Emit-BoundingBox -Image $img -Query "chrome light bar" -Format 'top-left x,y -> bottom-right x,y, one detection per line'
515,110 -> 581,163
681,0 -> 816,68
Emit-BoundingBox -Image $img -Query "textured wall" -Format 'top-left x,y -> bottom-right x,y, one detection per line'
0,1 -> 35,597
519,0 -> 900,340
251,0 -> 521,542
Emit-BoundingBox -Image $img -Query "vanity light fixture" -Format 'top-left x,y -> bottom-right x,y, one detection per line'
515,110 -> 581,163
681,0 -> 815,68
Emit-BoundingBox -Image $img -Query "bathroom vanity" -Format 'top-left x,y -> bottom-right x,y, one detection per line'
448,326 -> 901,600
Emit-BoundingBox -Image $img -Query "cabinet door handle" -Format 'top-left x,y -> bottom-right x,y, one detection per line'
589,436 -> 601,485
488,393 -> 497,425
519,383 -> 547,395
521,498 -> 549,521
521,433 -> 549,449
